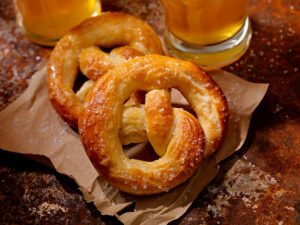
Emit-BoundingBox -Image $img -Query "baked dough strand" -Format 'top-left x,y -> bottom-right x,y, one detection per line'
79,55 -> 228,195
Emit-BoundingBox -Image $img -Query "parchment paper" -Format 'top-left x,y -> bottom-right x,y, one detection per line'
0,60 -> 268,225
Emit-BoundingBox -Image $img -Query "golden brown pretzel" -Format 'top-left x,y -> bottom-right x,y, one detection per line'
79,55 -> 228,195
48,12 -> 163,128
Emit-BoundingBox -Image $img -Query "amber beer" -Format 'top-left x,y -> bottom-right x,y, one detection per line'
14,0 -> 101,46
162,0 -> 248,45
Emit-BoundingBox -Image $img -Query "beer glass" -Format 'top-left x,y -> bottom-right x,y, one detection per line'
161,0 -> 252,70
14,0 -> 101,46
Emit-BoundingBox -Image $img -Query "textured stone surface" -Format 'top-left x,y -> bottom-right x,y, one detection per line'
0,0 -> 299,224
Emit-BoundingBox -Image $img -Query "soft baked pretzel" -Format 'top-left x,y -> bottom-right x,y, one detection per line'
79,55 -> 228,195
48,12 -> 163,128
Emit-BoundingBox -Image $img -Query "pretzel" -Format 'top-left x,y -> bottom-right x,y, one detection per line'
79,55 -> 228,195
48,12 -> 163,128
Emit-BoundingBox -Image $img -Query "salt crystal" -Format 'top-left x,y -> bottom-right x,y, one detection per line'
83,103 -> 89,108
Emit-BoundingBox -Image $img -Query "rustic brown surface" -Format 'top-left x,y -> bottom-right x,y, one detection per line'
0,0 -> 299,224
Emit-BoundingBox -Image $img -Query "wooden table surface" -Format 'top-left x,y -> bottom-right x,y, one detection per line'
0,0 -> 299,224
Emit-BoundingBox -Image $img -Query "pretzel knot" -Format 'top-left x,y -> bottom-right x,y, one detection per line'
48,12 -> 163,128
79,55 -> 228,195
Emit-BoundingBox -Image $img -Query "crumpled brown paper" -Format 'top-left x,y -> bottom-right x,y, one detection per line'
0,60 -> 268,225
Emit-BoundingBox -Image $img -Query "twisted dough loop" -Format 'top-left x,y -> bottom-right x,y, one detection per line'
48,12 -> 163,127
79,46 -> 144,81
119,89 -> 174,157
79,55 -> 228,195
77,46 -> 144,104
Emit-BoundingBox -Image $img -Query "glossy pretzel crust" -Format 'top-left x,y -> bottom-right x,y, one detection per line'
48,12 -> 163,128
79,55 -> 228,195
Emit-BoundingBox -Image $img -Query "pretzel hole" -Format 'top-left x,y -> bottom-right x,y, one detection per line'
73,70 -> 89,93
123,91 -> 146,106
123,142 -> 160,162
99,46 -> 119,53
171,89 -> 196,117
94,45 -> 134,54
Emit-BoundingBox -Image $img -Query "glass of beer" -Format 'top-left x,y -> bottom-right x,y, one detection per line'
161,0 -> 252,70
14,0 -> 101,46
